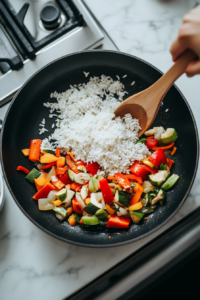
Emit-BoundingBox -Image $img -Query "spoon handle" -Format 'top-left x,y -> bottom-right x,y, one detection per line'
150,50 -> 197,101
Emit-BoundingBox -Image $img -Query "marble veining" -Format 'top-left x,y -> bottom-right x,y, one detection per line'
1,1 -> 200,299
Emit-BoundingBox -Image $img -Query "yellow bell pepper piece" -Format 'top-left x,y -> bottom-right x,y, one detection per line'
105,204 -> 115,215
22,149 -> 29,156
53,200 -> 63,206
85,198 -> 91,205
40,153 -> 58,163
56,157 -> 65,168
142,158 -> 155,169
128,201 -> 143,211
34,175 -> 47,191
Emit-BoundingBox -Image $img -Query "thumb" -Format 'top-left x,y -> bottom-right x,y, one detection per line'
185,60 -> 200,77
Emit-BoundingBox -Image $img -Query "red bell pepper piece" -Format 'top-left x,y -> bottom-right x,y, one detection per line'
79,219 -> 83,225
106,215 -> 131,228
146,136 -> 154,139
115,173 -> 131,189
129,183 -> 144,205
33,182 -> 55,200
99,178 -> 114,204
70,182 -> 82,191
16,166 -> 30,174
151,142 -> 175,151
148,149 -> 167,168
130,162 -> 150,180
72,198 -> 82,214
41,162 -> 57,170
125,174 -> 143,184
56,148 -> 61,157
55,166 -> 69,176
167,157 -> 175,169
76,160 -> 86,166
66,154 -> 79,174
60,172 -> 72,185
142,164 -> 158,174
145,138 -> 158,150
85,162 -> 99,176
29,139 -> 42,163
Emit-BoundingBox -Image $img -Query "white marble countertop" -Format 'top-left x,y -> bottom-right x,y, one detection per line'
0,1 -> 200,299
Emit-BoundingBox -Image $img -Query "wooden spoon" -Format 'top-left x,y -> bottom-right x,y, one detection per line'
114,50 -> 196,136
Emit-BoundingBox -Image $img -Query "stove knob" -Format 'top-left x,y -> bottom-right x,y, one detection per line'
40,5 -> 61,30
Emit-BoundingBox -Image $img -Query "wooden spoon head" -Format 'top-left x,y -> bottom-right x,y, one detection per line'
114,103 -> 148,137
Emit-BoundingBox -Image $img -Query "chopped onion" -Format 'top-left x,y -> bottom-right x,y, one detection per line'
108,183 -> 116,188
95,192 -> 103,201
38,198 -> 55,210
90,193 -> 102,209
101,198 -> 106,209
36,164 -> 43,170
81,185 -> 88,199
142,181 -> 154,193
65,184 -> 71,190
45,166 -> 56,183
47,191 -> 56,203
51,175 -> 57,182
77,173 -> 90,181
76,192 -> 86,208
64,200 -> 72,208
55,212 -> 65,221
117,207 -> 128,216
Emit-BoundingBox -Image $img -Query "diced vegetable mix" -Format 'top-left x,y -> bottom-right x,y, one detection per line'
17,126 -> 179,229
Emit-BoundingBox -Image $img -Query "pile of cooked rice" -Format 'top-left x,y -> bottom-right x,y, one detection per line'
41,75 -> 150,174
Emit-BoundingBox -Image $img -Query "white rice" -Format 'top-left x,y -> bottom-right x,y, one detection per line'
41,75 -> 150,174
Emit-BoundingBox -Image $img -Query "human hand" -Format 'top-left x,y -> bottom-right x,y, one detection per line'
170,5 -> 200,77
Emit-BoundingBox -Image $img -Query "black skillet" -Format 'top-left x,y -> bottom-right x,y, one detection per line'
1,51 -> 199,247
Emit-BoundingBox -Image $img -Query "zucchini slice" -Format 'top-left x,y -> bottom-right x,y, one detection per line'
130,211 -> 145,224
67,169 -> 76,181
68,169 -> 84,184
95,208 -> 108,220
81,216 -> 100,226
161,174 -> 179,191
25,168 -> 41,183
77,166 -> 87,173
62,190 -> 75,207
84,202 -> 99,215
118,191 -> 129,207
55,188 -> 67,201
149,170 -> 168,187
73,173 -> 84,184
74,213 -> 82,223
53,207 -> 68,218
41,149 -> 56,155
89,176 -> 99,193
159,128 -> 177,145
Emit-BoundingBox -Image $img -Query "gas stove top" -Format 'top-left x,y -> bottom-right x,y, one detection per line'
0,0 -> 116,106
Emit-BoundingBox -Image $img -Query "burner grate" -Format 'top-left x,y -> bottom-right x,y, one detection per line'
0,0 -> 84,70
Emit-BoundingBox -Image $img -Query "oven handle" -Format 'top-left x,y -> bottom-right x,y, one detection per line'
65,207 -> 200,300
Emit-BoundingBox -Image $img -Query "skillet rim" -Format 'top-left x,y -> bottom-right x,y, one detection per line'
1,49 -> 199,248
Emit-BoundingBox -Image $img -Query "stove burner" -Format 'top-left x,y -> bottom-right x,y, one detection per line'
40,5 -> 61,30
0,0 -> 84,71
